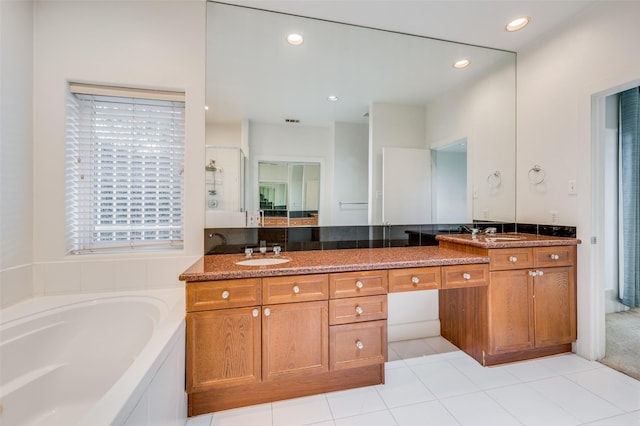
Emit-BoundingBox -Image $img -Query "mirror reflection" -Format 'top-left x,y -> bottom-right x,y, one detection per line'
259,161 -> 320,227
205,1 -> 516,228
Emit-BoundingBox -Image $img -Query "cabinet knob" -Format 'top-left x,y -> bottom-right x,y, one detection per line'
355,340 -> 364,350
252,308 -> 259,318
355,305 -> 364,315
508,256 -> 518,263
292,285 -> 300,294
264,307 -> 271,316
550,254 -> 560,260
537,270 -> 544,276
411,276 -> 420,285
221,290 -> 230,300
355,280 -> 364,289
462,273 -> 471,280
529,271 -> 537,277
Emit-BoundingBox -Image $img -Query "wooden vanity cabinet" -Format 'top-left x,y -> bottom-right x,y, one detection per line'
186,271 -> 386,416
328,271 -> 388,371
439,241 -> 577,366
186,279 -> 261,393
487,246 -> 576,361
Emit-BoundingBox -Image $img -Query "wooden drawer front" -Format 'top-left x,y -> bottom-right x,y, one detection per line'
388,267 -> 441,292
263,217 -> 288,227
329,270 -> 388,299
329,295 -> 387,325
534,246 -> 575,268
186,279 -> 261,312
330,320 -> 387,370
441,264 -> 489,289
263,274 -> 329,304
488,248 -> 534,271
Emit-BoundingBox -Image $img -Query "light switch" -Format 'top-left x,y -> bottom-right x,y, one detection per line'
568,179 -> 577,195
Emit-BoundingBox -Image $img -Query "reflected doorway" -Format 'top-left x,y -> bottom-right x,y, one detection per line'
431,139 -> 468,223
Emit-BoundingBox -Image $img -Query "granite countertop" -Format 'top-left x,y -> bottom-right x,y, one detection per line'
179,246 -> 490,282
437,232 -> 581,249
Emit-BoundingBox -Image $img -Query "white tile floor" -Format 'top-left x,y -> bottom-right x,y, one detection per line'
187,337 -> 640,426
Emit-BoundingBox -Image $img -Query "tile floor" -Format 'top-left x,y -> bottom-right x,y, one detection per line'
187,337 -> 640,426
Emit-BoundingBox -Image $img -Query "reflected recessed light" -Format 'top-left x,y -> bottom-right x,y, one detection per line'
204,105 -> 209,111
287,33 -> 304,45
327,95 -> 339,102
506,16 -> 530,32
453,59 -> 471,69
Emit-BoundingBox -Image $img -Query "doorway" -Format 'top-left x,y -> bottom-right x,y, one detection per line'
595,88 -> 640,380
431,139 -> 468,223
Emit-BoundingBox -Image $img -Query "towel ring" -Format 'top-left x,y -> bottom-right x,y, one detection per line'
528,165 -> 545,185
487,171 -> 501,188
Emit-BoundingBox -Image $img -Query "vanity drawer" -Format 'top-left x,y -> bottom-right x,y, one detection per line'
441,264 -> 489,289
329,270 -> 388,299
388,267 -> 441,292
187,279 -> 261,312
329,295 -> 387,325
329,320 -> 387,370
263,217 -> 288,227
488,248 -> 534,271
534,246 -> 575,268
262,274 -> 329,304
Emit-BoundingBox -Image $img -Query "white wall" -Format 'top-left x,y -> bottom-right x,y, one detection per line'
426,56 -> 516,222
332,122 -> 368,225
369,103 -> 427,225
30,1 -> 206,295
0,0 -> 34,307
516,1 -> 640,359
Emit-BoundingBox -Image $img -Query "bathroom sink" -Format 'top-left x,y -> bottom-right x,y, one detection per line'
235,257 -> 291,266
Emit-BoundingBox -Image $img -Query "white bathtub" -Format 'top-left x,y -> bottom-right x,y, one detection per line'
0,288 -> 186,426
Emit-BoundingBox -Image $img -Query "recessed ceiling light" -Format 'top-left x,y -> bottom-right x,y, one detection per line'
506,16 -> 530,32
453,59 -> 471,69
287,33 -> 304,45
204,105 -> 209,111
327,95 -> 339,102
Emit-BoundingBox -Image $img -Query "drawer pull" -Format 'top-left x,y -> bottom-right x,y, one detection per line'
355,305 -> 364,315
411,276 -> 420,285
264,307 -> 271,316
550,254 -> 560,260
252,308 -> 259,318
221,290 -> 230,300
462,273 -> 471,280
508,256 -> 518,263
355,340 -> 364,350
355,280 -> 364,289
292,285 -> 300,294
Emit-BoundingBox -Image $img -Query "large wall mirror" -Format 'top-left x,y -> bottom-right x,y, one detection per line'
205,1 -> 516,228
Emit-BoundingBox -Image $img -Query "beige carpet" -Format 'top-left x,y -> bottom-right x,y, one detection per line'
600,307 -> 640,381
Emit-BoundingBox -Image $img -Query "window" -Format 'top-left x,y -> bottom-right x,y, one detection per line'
65,83 -> 185,254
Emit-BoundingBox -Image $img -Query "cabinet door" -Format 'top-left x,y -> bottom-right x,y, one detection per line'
534,266 -> 576,347
488,270 -> 534,354
330,320 -> 387,370
262,301 -> 328,381
186,307 -> 261,392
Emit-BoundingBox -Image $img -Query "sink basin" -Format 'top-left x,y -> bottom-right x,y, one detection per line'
235,257 -> 291,266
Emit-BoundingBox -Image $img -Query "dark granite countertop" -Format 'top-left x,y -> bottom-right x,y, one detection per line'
437,232 -> 581,249
179,246 -> 490,282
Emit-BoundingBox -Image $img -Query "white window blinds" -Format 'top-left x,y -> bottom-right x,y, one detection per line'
65,84 -> 185,254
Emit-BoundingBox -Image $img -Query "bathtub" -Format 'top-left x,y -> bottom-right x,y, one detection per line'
0,288 -> 186,426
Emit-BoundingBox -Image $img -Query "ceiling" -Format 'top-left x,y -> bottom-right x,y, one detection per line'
217,0 -> 599,53
206,0 -> 599,127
